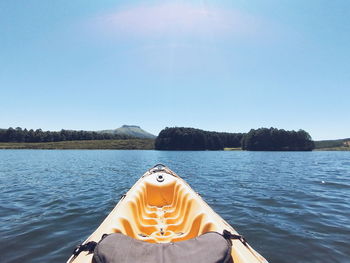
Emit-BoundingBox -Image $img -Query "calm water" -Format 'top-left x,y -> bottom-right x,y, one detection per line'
0,150 -> 349,263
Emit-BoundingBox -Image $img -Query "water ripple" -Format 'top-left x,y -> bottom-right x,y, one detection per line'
0,150 -> 349,263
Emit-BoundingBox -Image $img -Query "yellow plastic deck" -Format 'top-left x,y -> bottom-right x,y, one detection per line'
68,165 -> 268,263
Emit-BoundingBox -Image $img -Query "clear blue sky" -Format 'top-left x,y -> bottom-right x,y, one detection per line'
0,0 -> 349,140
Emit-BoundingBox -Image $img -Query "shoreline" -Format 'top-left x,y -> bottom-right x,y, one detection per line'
0,139 -> 155,150
0,141 -> 348,151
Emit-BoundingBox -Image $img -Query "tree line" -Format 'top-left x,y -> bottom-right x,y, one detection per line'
1,126 -> 315,150
0,127 -> 131,143
155,127 -> 314,151
241,128 -> 314,151
155,127 -> 244,150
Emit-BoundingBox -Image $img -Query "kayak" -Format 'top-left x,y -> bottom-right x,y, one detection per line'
68,164 -> 268,263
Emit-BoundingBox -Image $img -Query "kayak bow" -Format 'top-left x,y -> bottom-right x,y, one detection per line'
68,164 -> 268,263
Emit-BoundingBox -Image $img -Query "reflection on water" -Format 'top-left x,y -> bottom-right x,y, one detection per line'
0,150 -> 349,262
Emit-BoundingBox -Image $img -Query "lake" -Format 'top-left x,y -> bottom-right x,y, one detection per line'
0,150 -> 349,263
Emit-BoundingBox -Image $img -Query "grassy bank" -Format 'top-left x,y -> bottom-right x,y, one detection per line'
314,146 -> 350,151
224,147 -> 349,151
0,139 -> 155,150
314,139 -> 350,151
224,147 -> 242,151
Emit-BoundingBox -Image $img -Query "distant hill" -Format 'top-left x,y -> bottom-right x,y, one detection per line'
99,125 -> 156,139
314,138 -> 350,150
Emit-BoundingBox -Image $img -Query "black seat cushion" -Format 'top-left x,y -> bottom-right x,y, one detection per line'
93,232 -> 232,263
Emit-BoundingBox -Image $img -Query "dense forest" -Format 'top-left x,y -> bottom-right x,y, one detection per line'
0,127 -> 131,143
155,127 -> 244,150
241,128 -> 314,151
155,127 -> 315,151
